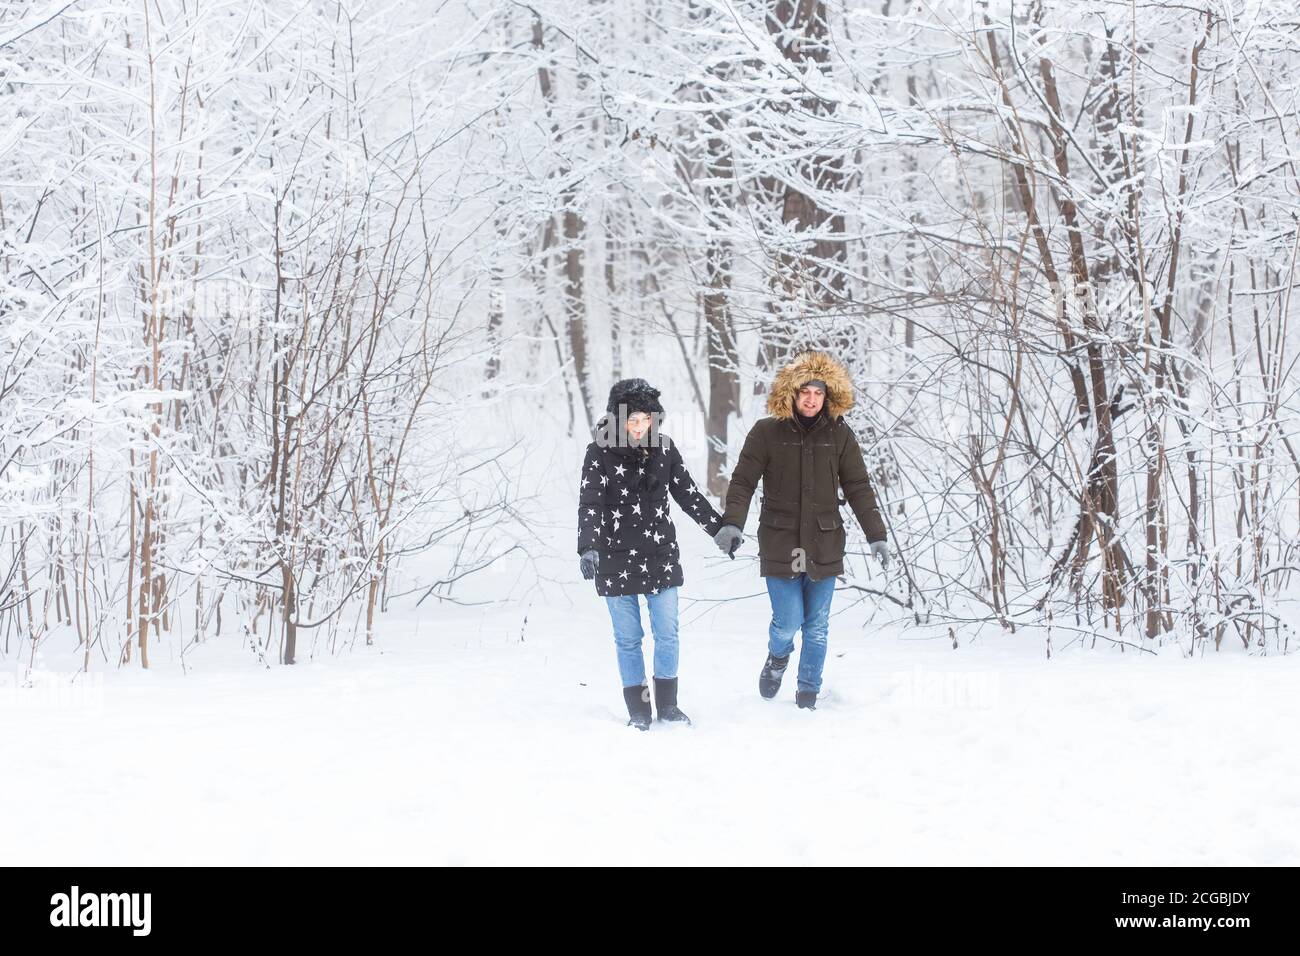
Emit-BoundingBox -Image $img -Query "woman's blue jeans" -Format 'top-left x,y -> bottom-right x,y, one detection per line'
605,587 -> 679,687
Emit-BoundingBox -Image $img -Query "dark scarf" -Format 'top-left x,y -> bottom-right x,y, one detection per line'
795,405 -> 825,431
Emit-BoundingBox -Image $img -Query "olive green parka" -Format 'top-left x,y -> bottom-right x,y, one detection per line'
721,352 -> 887,580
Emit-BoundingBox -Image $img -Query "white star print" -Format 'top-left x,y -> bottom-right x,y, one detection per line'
619,570 -> 629,580
653,532 -> 663,543
614,464 -> 626,477
581,477 -> 589,488
664,563 -> 672,571
620,488 -> 628,497
599,475 -> 608,486
629,549 -> 638,557
631,504 -> 641,515
586,508 -> 596,516
639,563 -> 648,572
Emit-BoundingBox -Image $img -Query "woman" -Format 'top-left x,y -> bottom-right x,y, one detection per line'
577,378 -> 738,730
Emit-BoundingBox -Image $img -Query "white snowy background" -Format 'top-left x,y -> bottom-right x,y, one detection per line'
9,419 -> 1300,866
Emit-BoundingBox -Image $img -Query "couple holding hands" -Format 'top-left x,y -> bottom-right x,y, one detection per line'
577,351 -> 890,729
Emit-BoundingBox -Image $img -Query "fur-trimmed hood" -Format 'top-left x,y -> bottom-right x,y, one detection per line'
766,351 -> 854,421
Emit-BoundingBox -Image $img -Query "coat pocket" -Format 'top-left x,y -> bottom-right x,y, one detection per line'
815,511 -> 841,531
758,504 -> 801,571
812,509 -> 846,564
760,506 -> 799,530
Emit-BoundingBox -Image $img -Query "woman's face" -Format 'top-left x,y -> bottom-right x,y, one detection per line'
625,411 -> 652,442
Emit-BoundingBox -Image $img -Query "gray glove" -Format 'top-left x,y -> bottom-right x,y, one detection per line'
869,540 -> 889,569
580,549 -> 600,580
713,525 -> 744,559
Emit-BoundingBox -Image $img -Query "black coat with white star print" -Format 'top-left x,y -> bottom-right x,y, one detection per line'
577,434 -> 723,597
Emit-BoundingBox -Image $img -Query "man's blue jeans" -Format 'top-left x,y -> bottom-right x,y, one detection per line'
605,587 -> 679,687
765,573 -> 836,693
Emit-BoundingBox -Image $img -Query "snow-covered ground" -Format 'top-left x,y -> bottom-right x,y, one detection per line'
8,523 -> 1299,866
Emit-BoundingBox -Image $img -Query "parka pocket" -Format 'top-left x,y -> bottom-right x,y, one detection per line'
758,504 -> 801,571
812,509 -> 846,564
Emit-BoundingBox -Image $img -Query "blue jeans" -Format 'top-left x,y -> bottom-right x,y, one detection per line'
766,574 -> 836,693
605,587 -> 680,687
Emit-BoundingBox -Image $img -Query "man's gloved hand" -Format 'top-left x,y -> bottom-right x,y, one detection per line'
580,549 -> 600,580
713,525 -> 744,559
869,540 -> 889,569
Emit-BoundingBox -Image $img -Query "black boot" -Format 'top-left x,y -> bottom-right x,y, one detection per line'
623,684 -> 652,730
653,676 -> 691,725
796,690 -> 817,710
759,653 -> 790,699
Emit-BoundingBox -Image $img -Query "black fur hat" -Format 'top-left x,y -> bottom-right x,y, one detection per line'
606,377 -> 664,416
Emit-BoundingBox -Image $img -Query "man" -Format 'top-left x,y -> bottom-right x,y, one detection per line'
712,351 -> 889,710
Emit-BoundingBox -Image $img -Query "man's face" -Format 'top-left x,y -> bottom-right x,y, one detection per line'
796,385 -> 825,417
625,411 -> 653,442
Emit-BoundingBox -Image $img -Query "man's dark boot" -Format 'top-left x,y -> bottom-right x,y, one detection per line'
653,676 -> 691,725
796,690 -> 817,710
759,653 -> 790,699
623,684 -> 652,730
